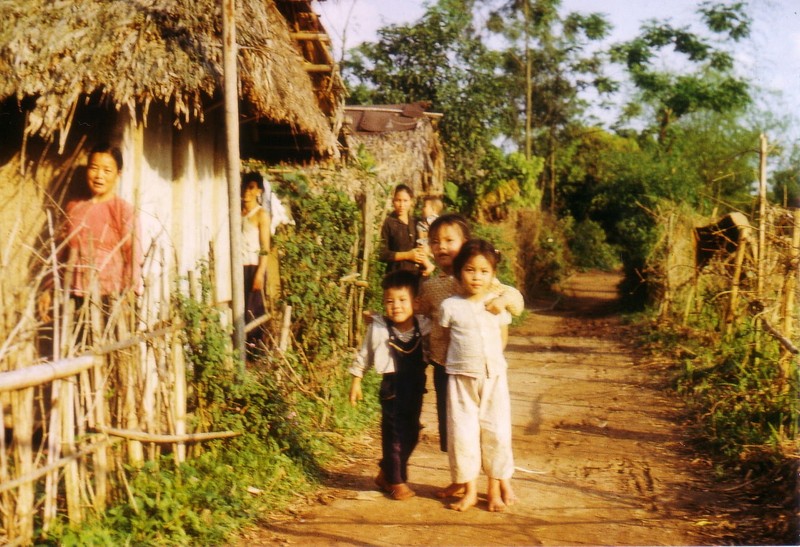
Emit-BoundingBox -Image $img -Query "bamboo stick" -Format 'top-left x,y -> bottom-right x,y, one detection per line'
43,379 -> 62,532
173,328 -> 187,463
96,426 -> 241,443
62,376 -> 82,524
755,134 -> 768,357
725,237 -> 748,338
278,305 -> 292,352
0,435 -> 121,496
13,387 -> 34,544
92,360 -> 109,512
0,355 -> 95,392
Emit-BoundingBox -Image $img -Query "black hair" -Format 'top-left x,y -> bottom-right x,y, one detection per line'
452,239 -> 501,280
381,269 -> 420,298
393,183 -> 414,199
242,171 -> 265,192
428,213 -> 471,242
89,142 -> 123,171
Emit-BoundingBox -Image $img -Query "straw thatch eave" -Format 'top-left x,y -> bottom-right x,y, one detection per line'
0,0 -> 338,154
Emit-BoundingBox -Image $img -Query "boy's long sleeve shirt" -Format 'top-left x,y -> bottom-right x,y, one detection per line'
348,315 -> 431,378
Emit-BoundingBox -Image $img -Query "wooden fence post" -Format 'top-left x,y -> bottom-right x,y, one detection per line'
43,379 -> 62,532
93,358 -> 109,512
13,386 -> 34,544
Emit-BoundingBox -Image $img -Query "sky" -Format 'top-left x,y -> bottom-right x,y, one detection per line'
315,0 -> 800,145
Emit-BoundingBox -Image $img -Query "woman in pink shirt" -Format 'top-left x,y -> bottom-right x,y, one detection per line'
39,143 -> 142,325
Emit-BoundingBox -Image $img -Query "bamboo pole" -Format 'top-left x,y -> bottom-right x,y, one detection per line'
222,0 -> 246,368
172,328 -> 187,463
0,355 -> 95,392
62,376 -> 82,524
0,398 -> 8,538
780,206 -> 800,383
92,360 -> 109,512
43,379 -> 62,532
725,237 -> 748,338
278,304 -> 292,352
13,387 -> 34,544
96,426 -> 241,443
755,134 -> 768,356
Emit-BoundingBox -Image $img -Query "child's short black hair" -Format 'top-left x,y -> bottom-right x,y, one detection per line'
381,269 -> 420,298
453,239 -> 501,280
429,213 -> 471,242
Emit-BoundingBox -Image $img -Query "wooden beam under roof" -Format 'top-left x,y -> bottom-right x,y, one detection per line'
303,62 -> 333,73
290,31 -> 331,42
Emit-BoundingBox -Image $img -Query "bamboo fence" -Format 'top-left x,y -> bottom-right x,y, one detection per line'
0,273 -> 196,545
0,223 -> 244,545
654,136 -> 800,386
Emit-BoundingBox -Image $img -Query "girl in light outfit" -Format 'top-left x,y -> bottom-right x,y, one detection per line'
440,239 -> 514,512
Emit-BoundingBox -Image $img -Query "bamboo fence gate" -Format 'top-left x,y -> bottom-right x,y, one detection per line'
658,136 -> 800,387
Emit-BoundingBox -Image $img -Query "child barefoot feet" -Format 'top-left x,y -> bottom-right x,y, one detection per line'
436,482 -> 466,499
389,482 -> 416,501
500,478 -> 517,507
487,478 -> 507,512
375,471 -> 416,500
448,480 -> 477,511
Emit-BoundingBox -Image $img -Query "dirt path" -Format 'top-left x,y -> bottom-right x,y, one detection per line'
241,270 -> 740,546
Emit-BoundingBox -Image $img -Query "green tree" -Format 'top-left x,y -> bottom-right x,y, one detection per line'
485,0 -> 613,210
343,0 -> 515,213
610,1 -> 752,146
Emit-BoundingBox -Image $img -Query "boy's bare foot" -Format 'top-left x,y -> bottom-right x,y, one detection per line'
374,470 -> 390,493
447,481 -> 477,511
389,482 -> 416,501
436,482 -> 466,499
487,478 -> 507,512
500,478 -> 517,506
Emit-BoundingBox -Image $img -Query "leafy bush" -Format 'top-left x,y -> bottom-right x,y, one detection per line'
569,218 -> 620,271
514,208 -> 573,297
642,317 -> 797,469
274,174 -> 361,361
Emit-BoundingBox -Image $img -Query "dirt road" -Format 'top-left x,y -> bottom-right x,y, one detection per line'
241,270 -> 751,546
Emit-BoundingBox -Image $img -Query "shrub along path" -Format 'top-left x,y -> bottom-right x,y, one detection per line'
238,270 -> 774,546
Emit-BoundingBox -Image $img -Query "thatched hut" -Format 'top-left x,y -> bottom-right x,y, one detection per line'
0,0 -> 344,355
341,102 -> 445,199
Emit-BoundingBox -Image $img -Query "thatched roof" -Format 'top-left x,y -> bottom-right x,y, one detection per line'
0,0 -> 340,154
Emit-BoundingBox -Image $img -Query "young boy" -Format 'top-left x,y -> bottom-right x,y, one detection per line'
349,270 -> 431,500
416,195 -> 443,277
417,195 -> 444,240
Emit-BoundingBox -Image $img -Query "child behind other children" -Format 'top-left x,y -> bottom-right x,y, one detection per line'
349,270 -> 431,500
416,195 -> 443,242
441,239 -> 514,513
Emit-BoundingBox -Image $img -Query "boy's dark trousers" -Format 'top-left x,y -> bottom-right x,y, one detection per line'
379,318 -> 426,485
